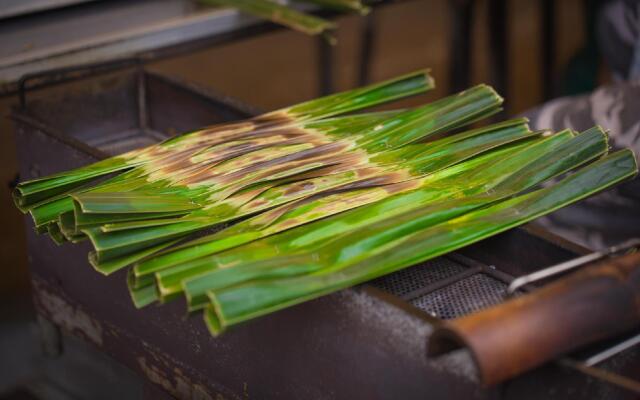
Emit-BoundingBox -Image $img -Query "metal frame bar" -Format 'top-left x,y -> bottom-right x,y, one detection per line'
10,62 -> 259,162
318,36 -> 334,96
559,358 -> 640,394
507,238 -> 640,294
448,0 -> 474,93
357,13 -> 375,87
400,266 -> 483,302
541,0 -> 556,101
585,333 -> 640,367
488,0 -> 508,116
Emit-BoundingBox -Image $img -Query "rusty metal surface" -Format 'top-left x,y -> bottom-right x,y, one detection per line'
0,1 -> 342,97
429,252 -> 640,387
10,67 -> 640,399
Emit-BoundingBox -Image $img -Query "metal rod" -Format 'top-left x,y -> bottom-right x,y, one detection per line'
488,0 -> 508,116
585,332 -> 640,367
401,266 -> 482,301
448,0 -> 474,93
541,0 -> 556,100
558,332 -> 640,393
559,358 -> 640,394
137,66 -> 149,132
358,13 -> 375,87
507,237 -> 640,295
479,264 -> 515,286
318,36 -> 333,96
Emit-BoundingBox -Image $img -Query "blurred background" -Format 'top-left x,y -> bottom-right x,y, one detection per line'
0,0 -> 636,398
0,0 -> 599,305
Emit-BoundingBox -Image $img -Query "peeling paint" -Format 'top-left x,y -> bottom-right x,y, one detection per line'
32,279 -> 103,346
137,356 -> 217,400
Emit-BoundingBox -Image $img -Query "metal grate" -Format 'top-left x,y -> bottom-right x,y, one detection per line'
409,273 -> 507,319
368,257 -> 467,297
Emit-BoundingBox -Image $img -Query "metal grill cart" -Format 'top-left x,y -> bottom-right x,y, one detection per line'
10,63 -> 640,400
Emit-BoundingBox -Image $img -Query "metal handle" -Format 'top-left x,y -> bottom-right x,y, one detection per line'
507,237 -> 640,295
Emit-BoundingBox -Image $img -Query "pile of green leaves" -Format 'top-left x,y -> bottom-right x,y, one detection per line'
14,70 -> 638,335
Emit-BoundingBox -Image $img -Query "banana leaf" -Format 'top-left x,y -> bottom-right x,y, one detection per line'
132,119 -> 535,282
12,70 -> 638,337
15,70 -> 433,212
166,127 -> 609,307
16,70 -> 434,244
70,84 -> 501,274
200,149 -> 637,333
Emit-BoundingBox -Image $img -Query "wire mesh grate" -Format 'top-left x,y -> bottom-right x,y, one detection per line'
367,257 -> 467,298
409,273 -> 507,319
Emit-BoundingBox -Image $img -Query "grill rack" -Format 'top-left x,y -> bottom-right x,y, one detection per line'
370,254 -> 515,320
369,243 -> 640,394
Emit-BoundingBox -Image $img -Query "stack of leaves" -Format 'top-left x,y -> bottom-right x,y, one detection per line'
13,70 -> 638,335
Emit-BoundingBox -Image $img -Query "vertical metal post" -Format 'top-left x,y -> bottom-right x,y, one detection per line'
541,0 -> 556,100
488,0 -> 508,114
318,37 -> 334,96
358,14 -> 375,86
136,66 -> 149,132
448,0 -> 474,93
